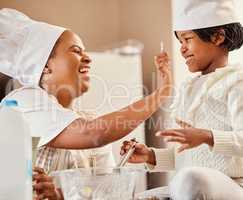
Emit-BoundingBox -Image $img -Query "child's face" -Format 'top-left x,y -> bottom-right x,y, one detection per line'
42,30 -> 92,106
176,30 -> 222,74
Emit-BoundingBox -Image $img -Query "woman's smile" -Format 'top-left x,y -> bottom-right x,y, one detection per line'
79,65 -> 90,81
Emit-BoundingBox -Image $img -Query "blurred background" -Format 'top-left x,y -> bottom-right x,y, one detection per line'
1,0 -> 243,192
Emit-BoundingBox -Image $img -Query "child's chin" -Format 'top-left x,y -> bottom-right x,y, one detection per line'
188,66 -> 200,73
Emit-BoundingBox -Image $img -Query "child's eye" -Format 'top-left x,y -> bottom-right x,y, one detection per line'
73,48 -> 81,54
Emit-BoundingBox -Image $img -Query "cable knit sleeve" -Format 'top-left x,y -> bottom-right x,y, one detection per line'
146,147 -> 175,172
212,75 -> 243,157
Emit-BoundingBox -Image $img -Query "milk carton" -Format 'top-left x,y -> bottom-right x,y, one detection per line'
0,100 -> 32,200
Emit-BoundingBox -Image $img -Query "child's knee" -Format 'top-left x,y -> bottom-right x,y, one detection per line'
169,167 -> 211,200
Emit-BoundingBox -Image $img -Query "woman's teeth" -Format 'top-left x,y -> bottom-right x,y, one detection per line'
80,68 -> 89,73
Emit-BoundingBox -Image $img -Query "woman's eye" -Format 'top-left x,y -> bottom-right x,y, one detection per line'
185,37 -> 193,41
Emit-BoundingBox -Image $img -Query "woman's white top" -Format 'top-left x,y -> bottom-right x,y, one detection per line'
2,87 -> 115,172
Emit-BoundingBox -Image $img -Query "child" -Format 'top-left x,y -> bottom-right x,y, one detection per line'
0,8 -> 171,199
121,0 -> 243,199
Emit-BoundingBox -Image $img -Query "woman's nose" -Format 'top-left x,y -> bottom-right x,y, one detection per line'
81,54 -> 92,64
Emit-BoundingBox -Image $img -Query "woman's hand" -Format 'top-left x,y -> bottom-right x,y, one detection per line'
33,167 -> 63,200
154,50 -> 172,97
156,119 -> 214,153
120,140 -> 156,165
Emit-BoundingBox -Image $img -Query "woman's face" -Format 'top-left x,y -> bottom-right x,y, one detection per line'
176,30 -> 225,74
41,30 -> 92,107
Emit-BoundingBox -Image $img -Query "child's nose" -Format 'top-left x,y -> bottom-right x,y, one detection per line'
180,44 -> 187,54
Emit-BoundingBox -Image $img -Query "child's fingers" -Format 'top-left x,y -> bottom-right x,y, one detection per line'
164,136 -> 186,143
156,130 -> 185,138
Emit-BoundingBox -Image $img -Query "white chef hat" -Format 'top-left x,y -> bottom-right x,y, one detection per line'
173,0 -> 239,31
0,8 -> 66,86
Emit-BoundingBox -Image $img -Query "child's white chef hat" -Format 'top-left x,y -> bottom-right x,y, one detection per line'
173,0 -> 239,31
0,8 -> 66,86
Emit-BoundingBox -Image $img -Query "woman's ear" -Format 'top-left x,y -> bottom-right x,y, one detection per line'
42,65 -> 52,74
211,29 -> 225,46
42,59 -> 54,74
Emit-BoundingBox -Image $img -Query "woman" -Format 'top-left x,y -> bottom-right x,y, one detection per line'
0,8 -> 171,199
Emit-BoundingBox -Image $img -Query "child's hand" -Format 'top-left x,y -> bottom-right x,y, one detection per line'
156,119 -> 214,153
33,167 -> 62,200
154,50 -> 172,96
120,140 -> 155,165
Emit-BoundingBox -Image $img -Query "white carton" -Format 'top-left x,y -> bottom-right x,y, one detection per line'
0,105 -> 32,200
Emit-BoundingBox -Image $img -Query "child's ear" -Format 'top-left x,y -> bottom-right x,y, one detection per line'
211,29 -> 225,46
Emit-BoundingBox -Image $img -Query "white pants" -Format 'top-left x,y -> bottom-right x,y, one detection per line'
169,167 -> 243,200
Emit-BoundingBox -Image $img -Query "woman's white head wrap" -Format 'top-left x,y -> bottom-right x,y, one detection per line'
0,8 -> 66,86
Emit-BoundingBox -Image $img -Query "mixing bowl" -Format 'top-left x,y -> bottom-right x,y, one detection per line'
51,167 -> 143,200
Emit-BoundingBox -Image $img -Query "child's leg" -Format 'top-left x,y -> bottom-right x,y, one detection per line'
169,167 -> 243,200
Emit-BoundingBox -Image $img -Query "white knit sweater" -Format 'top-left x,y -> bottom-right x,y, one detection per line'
149,65 -> 243,182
